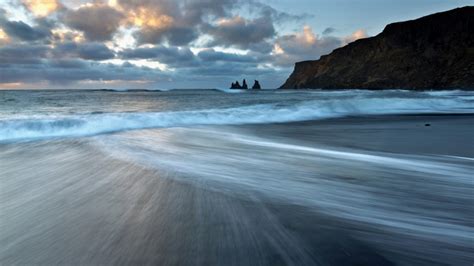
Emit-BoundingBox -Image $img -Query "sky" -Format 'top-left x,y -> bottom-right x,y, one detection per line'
0,0 -> 471,90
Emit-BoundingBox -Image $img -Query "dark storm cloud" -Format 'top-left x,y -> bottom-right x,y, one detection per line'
63,4 -> 124,41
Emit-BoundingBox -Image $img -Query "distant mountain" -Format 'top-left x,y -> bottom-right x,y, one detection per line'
280,7 -> 474,90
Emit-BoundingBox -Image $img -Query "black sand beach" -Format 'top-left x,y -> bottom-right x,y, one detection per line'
1,115 -> 473,265
2,2 -> 474,265
240,114 -> 474,157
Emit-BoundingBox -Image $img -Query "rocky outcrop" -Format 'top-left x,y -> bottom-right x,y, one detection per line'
242,79 -> 248,89
252,80 -> 261,89
230,81 -> 243,89
230,79 -> 258,89
280,7 -> 474,90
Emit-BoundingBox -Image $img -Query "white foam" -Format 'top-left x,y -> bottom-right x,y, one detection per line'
0,96 -> 472,141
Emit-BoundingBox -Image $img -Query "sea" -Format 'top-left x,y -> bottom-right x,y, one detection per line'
1,89 -> 473,265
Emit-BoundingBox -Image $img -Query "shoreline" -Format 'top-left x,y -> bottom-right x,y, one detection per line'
1,114 -> 473,265
1,113 -> 473,149
233,114 -> 474,157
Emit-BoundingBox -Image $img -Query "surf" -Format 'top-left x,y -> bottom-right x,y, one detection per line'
0,91 -> 472,142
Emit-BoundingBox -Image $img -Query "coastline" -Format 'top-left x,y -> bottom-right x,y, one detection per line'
1,114 -> 473,265
1,2 -> 474,266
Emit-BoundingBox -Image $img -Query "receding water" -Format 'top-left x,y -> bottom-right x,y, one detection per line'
1,89 -> 473,265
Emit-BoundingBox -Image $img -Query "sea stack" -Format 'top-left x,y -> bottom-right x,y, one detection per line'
230,81 -> 242,89
279,7 -> 474,90
242,79 -> 248,89
230,79 -> 250,89
252,80 -> 261,89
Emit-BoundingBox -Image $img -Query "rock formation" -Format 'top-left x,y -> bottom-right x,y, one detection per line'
230,81 -> 242,89
230,79 -> 252,89
242,79 -> 248,89
252,80 -> 261,89
280,7 -> 474,90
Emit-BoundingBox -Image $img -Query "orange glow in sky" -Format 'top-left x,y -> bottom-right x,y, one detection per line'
23,0 -> 59,17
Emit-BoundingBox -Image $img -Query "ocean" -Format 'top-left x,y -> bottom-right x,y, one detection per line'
1,89 -> 473,265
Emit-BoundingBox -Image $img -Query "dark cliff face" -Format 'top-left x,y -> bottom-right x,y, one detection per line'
280,7 -> 474,90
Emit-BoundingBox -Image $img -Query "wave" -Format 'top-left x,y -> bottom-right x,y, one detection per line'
0,96 -> 473,141
94,88 -> 163,92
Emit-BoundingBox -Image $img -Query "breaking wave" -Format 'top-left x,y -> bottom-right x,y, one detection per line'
0,96 -> 472,141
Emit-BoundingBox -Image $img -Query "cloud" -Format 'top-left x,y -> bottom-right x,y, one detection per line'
182,0 -> 237,21
47,58 -> 88,68
272,26 -> 342,66
0,41 -> 115,64
247,1 -> 312,24
0,55 -> 163,84
322,27 -> 336,35
0,9 -> 52,42
205,15 -> 275,50
76,43 -> 115,60
197,49 -> 259,63
116,0 -> 238,46
0,20 -> 50,41
120,45 -> 269,67
0,43 -> 49,64
135,25 -> 198,46
343,29 -> 368,44
22,0 -> 61,17
111,0 -> 295,48
271,26 -> 369,66
1,0 -> 369,89
53,42 -> 115,60
51,28 -> 84,43
0,28 -> 9,44
120,46 -> 197,67
114,0 -> 198,46
63,4 -> 124,41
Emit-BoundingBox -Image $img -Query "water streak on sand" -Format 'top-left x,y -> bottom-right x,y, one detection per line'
1,89 -> 473,265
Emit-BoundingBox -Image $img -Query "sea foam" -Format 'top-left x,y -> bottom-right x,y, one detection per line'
0,96 -> 472,142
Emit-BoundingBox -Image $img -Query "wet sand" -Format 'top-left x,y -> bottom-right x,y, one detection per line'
0,142 -> 391,265
1,115 -> 473,265
238,114 -> 474,157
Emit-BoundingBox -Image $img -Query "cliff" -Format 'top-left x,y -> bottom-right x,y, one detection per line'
280,7 -> 474,90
